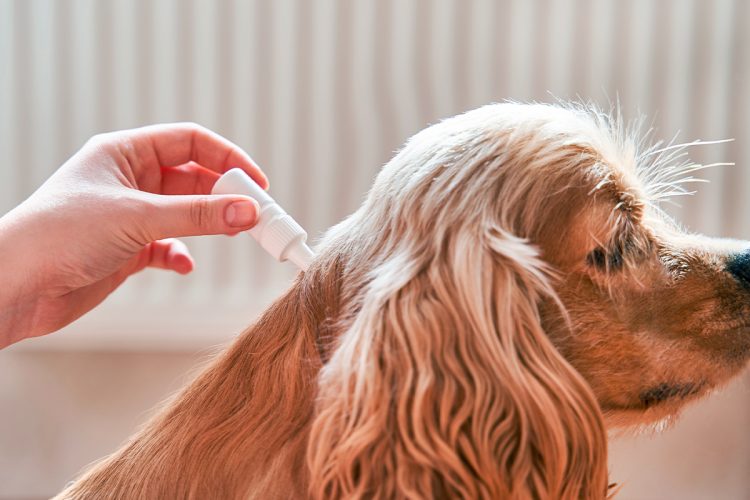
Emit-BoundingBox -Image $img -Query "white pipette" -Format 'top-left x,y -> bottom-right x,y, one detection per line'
212,168 -> 315,271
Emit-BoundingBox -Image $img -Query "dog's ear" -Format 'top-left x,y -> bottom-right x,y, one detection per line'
308,226 -> 609,498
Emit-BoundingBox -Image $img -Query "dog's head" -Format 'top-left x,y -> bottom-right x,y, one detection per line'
306,103 -> 750,498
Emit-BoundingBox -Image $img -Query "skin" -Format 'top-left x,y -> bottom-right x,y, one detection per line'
0,123 -> 268,349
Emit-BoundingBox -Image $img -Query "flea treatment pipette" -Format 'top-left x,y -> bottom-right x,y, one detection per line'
212,168 -> 315,271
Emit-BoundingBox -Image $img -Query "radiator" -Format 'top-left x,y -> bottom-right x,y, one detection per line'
1,0 -> 748,349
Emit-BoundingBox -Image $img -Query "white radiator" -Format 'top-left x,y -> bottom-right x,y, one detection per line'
1,0 -> 748,349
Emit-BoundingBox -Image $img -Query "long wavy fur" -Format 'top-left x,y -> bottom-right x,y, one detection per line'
58,103 -> 612,499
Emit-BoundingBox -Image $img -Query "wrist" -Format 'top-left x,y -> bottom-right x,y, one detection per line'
0,206 -> 45,348
0,295 -> 36,349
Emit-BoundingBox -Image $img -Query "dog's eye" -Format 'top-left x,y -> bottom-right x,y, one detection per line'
587,247 -> 606,268
586,246 -> 623,271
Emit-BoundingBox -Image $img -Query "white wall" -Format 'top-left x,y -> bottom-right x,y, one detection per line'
0,0 -> 748,498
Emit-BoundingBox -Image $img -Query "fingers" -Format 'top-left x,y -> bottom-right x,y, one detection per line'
124,122 -> 269,189
142,193 -> 260,241
118,239 -> 195,282
145,238 -> 195,274
58,239 -> 195,330
159,162 -> 221,195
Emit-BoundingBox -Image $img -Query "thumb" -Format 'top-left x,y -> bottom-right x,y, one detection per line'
143,194 -> 260,240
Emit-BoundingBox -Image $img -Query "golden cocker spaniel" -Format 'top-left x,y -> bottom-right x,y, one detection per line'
58,103 -> 750,499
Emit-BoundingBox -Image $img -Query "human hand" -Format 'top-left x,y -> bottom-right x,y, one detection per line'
0,123 -> 268,348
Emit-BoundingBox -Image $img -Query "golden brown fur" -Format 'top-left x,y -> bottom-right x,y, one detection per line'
57,103 -> 750,499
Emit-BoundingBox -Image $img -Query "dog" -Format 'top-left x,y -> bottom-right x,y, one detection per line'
57,102 -> 750,499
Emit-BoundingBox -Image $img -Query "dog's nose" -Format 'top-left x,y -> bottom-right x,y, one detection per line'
727,251 -> 750,289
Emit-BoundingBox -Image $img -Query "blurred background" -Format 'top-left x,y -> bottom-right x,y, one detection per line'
0,0 -> 748,498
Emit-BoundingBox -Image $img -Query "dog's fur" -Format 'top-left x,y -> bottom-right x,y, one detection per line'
58,103 -> 750,499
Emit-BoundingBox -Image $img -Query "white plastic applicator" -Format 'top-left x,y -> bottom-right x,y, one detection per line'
212,168 -> 315,271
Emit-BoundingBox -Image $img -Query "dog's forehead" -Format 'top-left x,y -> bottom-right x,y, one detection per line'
473,104 -> 639,175
502,104 -> 646,203
381,103 -> 657,237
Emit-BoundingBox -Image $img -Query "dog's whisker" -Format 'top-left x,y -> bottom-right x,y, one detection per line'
668,178 -> 711,186
684,161 -> 734,171
643,157 -> 694,184
644,138 -> 734,158
665,162 -> 733,183
656,197 -> 689,208
649,178 -> 709,194
642,159 -> 733,203
644,152 -> 690,173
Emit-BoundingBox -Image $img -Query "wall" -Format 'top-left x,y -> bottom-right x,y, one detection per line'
0,0 -> 748,498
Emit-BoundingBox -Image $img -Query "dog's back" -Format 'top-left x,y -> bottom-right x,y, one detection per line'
55,274 -> 330,499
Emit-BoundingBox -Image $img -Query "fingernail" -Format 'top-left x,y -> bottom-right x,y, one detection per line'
225,200 -> 258,227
